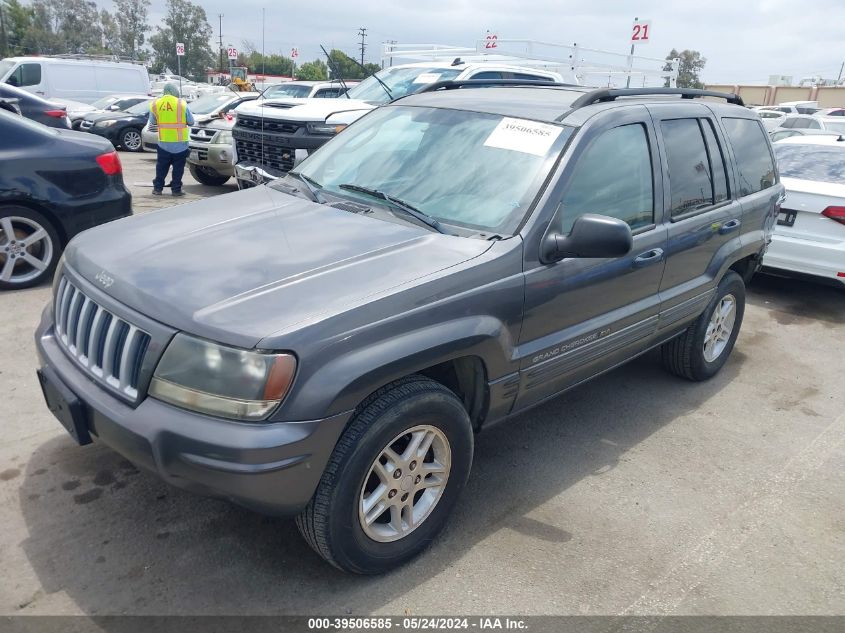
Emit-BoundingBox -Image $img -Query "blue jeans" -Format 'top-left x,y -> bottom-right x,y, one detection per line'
153,147 -> 189,192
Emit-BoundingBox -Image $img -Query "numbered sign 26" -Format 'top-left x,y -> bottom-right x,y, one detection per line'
227,46 -> 238,60
175,42 -> 185,56
631,20 -> 651,43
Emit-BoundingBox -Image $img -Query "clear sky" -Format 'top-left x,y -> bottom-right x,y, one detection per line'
135,0 -> 845,85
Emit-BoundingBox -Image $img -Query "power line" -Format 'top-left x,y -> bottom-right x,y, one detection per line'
358,27 -> 367,67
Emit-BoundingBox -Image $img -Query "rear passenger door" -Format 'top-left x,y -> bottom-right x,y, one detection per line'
515,108 -> 667,410
647,104 -> 743,334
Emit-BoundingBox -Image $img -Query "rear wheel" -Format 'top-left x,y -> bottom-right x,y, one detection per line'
0,207 -> 61,290
296,376 -> 473,574
189,163 -> 230,186
119,127 -> 143,152
661,271 -> 745,381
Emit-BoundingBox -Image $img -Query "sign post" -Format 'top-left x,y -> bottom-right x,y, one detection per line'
291,46 -> 298,79
627,18 -> 651,87
175,42 -> 185,95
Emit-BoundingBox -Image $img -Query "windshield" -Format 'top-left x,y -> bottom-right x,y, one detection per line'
774,143 -> 845,183
91,96 -> 119,109
126,100 -> 152,115
188,94 -> 235,114
263,84 -> 313,99
346,67 -> 462,104
0,60 -> 14,80
294,105 -> 572,234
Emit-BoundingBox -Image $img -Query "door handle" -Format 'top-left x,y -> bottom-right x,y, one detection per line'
633,248 -> 664,267
719,219 -> 741,234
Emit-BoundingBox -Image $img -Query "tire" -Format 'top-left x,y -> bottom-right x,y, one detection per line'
119,127 -> 143,152
296,375 -> 474,574
661,271 -> 745,381
189,163 -> 230,186
0,206 -> 61,290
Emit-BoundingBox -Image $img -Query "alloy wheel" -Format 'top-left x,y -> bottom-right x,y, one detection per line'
0,216 -> 54,285
703,294 -> 737,362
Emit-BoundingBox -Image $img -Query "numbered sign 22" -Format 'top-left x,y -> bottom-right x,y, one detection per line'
227,46 -> 238,60
631,20 -> 651,43
485,33 -> 498,49
176,42 -> 185,56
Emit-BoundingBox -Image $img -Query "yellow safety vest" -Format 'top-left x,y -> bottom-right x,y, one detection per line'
151,95 -> 188,142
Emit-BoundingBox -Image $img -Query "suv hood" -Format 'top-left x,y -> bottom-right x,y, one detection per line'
63,186 -> 493,348
236,97 -> 373,122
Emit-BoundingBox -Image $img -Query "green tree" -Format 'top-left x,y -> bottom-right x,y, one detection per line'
149,0 -> 213,78
109,0 -> 150,58
295,59 -> 328,81
1,0 -> 35,56
664,48 -> 706,89
327,49 -> 368,80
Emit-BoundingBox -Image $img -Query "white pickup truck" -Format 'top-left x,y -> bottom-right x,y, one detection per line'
232,61 -> 563,187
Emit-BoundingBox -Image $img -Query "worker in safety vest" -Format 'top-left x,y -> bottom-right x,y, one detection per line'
148,83 -> 195,196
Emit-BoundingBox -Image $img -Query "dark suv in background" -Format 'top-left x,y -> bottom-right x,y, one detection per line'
35,85 -> 782,573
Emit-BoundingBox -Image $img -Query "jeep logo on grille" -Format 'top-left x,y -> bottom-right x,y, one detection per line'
95,270 -> 114,288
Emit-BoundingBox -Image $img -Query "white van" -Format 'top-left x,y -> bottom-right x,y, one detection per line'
0,57 -> 150,104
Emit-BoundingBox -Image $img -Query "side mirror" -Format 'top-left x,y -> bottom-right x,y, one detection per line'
542,213 -> 633,263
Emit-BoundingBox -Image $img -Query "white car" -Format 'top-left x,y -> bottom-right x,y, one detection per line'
756,109 -> 787,130
258,80 -> 356,102
778,114 -> 845,135
765,136 -> 845,286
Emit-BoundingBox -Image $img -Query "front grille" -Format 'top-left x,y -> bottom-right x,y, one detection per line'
235,138 -> 294,173
54,276 -> 150,401
236,114 -> 303,135
148,122 -> 158,132
196,148 -> 209,161
189,127 -> 215,143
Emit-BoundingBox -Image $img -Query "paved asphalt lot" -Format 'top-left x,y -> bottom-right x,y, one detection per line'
0,151 -> 843,616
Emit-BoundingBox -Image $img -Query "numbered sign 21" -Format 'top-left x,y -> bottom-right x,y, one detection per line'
227,46 -> 238,60
631,20 -> 651,43
175,42 -> 185,56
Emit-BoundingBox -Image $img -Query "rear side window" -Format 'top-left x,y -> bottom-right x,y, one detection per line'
557,123 -> 654,232
722,118 -> 776,196
661,118 -> 724,217
510,72 -> 552,81
7,63 -> 41,87
470,71 -> 504,80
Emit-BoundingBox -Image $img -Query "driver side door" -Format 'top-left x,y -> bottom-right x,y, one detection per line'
514,108 -> 668,410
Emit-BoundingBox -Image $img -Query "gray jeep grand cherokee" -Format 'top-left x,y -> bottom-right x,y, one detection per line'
35,83 -> 783,574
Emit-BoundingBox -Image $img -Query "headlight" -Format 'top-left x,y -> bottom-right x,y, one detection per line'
211,130 -> 233,144
96,120 -> 118,127
149,334 -> 296,421
306,122 -> 345,135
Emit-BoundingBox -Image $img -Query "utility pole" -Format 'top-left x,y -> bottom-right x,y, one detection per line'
358,27 -> 367,67
838,61 -> 844,84
383,39 -> 397,68
218,14 -> 224,74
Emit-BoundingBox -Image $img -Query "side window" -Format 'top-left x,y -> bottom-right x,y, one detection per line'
7,63 -> 41,87
510,72 -> 551,81
470,71 -> 504,80
806,119 -> 821,129
316,88 -> 341,98
770,130 -> 793,142
721,118 -> 777,196
780,118 -> 796,128
700,119 -> 729,203
793,118 -> 811,129
661,118 -> 718,217
557,123 -> 654,233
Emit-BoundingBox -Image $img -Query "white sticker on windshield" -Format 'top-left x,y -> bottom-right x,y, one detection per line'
483,117 -> 563,156
412,72 -> 442,84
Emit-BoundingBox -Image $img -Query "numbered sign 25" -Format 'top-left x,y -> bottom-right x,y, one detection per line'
631,20 -> 651,43
227,46 -> 238,60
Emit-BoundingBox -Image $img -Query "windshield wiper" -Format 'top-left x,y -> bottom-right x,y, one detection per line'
287,171 -> 324,203
338,184 -> 444,233
349,56 -> 393,100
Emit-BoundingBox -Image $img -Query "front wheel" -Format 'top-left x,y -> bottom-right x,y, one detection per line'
189,163 -> 230,186
119,127 -> 143,152
296,376 -> 473,574
661,271 -> 746,381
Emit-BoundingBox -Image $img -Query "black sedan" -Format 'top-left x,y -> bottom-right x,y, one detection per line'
0,109 -> 132,289
0,83 -> 70,129
79,98 -> 152,152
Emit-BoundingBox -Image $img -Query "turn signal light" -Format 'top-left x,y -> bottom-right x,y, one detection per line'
95,151 -> 123,176
821,206 -> 845,225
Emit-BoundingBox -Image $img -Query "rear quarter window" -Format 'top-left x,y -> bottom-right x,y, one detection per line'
721,117 -> 777,196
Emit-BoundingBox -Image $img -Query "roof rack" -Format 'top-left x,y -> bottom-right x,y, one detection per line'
416,79 -> 583,93
570,88 -> 745,108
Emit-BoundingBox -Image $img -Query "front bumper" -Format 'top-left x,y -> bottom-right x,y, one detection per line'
188,142 -> 234,177
234,162 -> 282,188
35,309 -> 351,516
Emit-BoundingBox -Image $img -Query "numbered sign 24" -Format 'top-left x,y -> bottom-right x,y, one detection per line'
175,42 -> 185,56
631,20 -> 651,43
